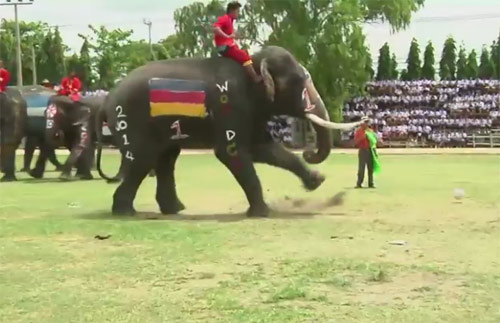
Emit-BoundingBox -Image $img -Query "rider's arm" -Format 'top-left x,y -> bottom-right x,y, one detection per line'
73,78 -> 82,92
214,27 -> 232,38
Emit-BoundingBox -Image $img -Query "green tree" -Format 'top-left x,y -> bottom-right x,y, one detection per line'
440,36 -> 456,80
84,25 -> 134,89
173,0 -> 226,57
366,50 -> 374,80
65,53 -> 81,76
0,20 -> 54,85
400,68 -> 408,81
406,38 -> 421,80
465,49 -> 478,79
390,54 -> 399,79
491,32 -> 499,79
156,34 -> 183,60
50,28 -> 67,81
479,47 -> 495,79
240,0 -> 425,121
79,38 -> 93,88
376,43 -> 392,80
456,46 -> 467,80
421,41 -> 435,80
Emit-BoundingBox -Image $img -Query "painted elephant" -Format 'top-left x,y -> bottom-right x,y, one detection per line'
22,86 -> 62,172
0,88 -> 27,182
97,46 -> 365,217
30,95 -> 104,180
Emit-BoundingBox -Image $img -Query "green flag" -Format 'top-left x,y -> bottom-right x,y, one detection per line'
365,130 -> 381,174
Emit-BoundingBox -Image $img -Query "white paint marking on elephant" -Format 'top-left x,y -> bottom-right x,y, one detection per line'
46,120 -> 54,129
46,104 -> 57,118
226,130 -> 236,141
216,81 -> 229,93
122,134 -> 130,145
170,120 -> 189,140
116,120 -> 128,132
125,151 -> 135,161
115,105 -> 127,118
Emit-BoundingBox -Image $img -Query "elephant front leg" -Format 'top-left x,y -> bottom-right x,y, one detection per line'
252,142 -> 325,191
155,145 -> 185,215
215,145 -> 269,217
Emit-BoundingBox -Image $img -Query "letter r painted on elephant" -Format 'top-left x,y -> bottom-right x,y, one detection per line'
216,81 -> 229,93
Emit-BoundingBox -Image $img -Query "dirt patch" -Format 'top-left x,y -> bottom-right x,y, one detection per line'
270,191 -> 347,215
334,272 -> 464,306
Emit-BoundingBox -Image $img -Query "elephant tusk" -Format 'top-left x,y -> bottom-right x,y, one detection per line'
306,114 -> 368,131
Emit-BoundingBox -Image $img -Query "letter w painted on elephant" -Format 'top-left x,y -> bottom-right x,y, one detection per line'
216,81 -> 229,93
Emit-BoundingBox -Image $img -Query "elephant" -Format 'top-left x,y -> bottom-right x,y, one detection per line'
97,45 -> 365,217
21,86 -> 62,172
0,88 -> 27,182
30,95 -> 104,180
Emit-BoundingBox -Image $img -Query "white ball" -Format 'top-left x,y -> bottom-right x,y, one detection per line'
454,188 -> 465,199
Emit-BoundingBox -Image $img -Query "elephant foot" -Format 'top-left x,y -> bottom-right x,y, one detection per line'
76,173 -> 94,181
303,171 -> 326,192
29,169 -> 44,179
159,198 -> 186,215
55,165 -> 64,172
112,202 -> 136,216
247,203 -> 270,218
19,167 -> 29,172
0,174 -> 17,182
59,173 -> 75,182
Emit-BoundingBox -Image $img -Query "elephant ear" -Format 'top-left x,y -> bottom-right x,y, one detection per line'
260,59 -> 275,102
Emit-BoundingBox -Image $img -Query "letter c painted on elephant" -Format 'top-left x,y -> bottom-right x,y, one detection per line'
226,142 -> 237,157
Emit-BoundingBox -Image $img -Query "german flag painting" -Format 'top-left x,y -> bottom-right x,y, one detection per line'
149,78 -> 207,118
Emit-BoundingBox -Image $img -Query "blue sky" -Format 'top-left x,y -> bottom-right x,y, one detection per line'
1,0 -> 499,68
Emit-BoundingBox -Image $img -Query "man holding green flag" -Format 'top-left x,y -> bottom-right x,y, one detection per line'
354,119 -> 381,188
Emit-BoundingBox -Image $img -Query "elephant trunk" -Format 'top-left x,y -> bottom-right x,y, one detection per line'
302,95 -> 332,165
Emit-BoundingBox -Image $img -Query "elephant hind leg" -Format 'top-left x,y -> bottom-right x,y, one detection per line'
0,143 -> 18,182
112,144 -> 157,215
155,144 -> 185,215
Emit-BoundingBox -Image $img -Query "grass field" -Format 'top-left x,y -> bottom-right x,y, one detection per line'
0,152 -> 499,323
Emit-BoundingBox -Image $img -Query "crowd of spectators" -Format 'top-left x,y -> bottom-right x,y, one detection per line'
344,79 -> 500,147
268,116 -> 293,144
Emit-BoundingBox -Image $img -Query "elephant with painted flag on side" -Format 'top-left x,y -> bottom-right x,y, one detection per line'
97,46 -> 367,217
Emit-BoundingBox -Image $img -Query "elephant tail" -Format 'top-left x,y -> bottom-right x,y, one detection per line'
96,102 -> 122,183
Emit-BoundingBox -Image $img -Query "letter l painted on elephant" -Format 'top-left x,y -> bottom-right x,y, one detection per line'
216,81 -> 229,93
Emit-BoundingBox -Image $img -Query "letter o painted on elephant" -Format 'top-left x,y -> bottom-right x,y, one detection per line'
220,94 -> 229,104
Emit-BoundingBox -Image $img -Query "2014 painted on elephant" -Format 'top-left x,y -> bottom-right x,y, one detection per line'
115,105 -> 134,161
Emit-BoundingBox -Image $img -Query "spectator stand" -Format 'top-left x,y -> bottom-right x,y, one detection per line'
344,80 -> 500,148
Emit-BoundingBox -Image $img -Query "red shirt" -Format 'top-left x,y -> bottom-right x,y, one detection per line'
213,14 -> 235,47
59,76 -> 82,96
0,68 -> 11,92
354,127 -> 370,149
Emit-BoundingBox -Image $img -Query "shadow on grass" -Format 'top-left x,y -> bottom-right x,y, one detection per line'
17,178 -> 104,184
78,210 -> 347,223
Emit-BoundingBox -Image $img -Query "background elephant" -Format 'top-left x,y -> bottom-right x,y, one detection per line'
97,46 -> 364,216
21,86 -> 62,172
30,95 -> 104,180
0,88 -> 27,182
